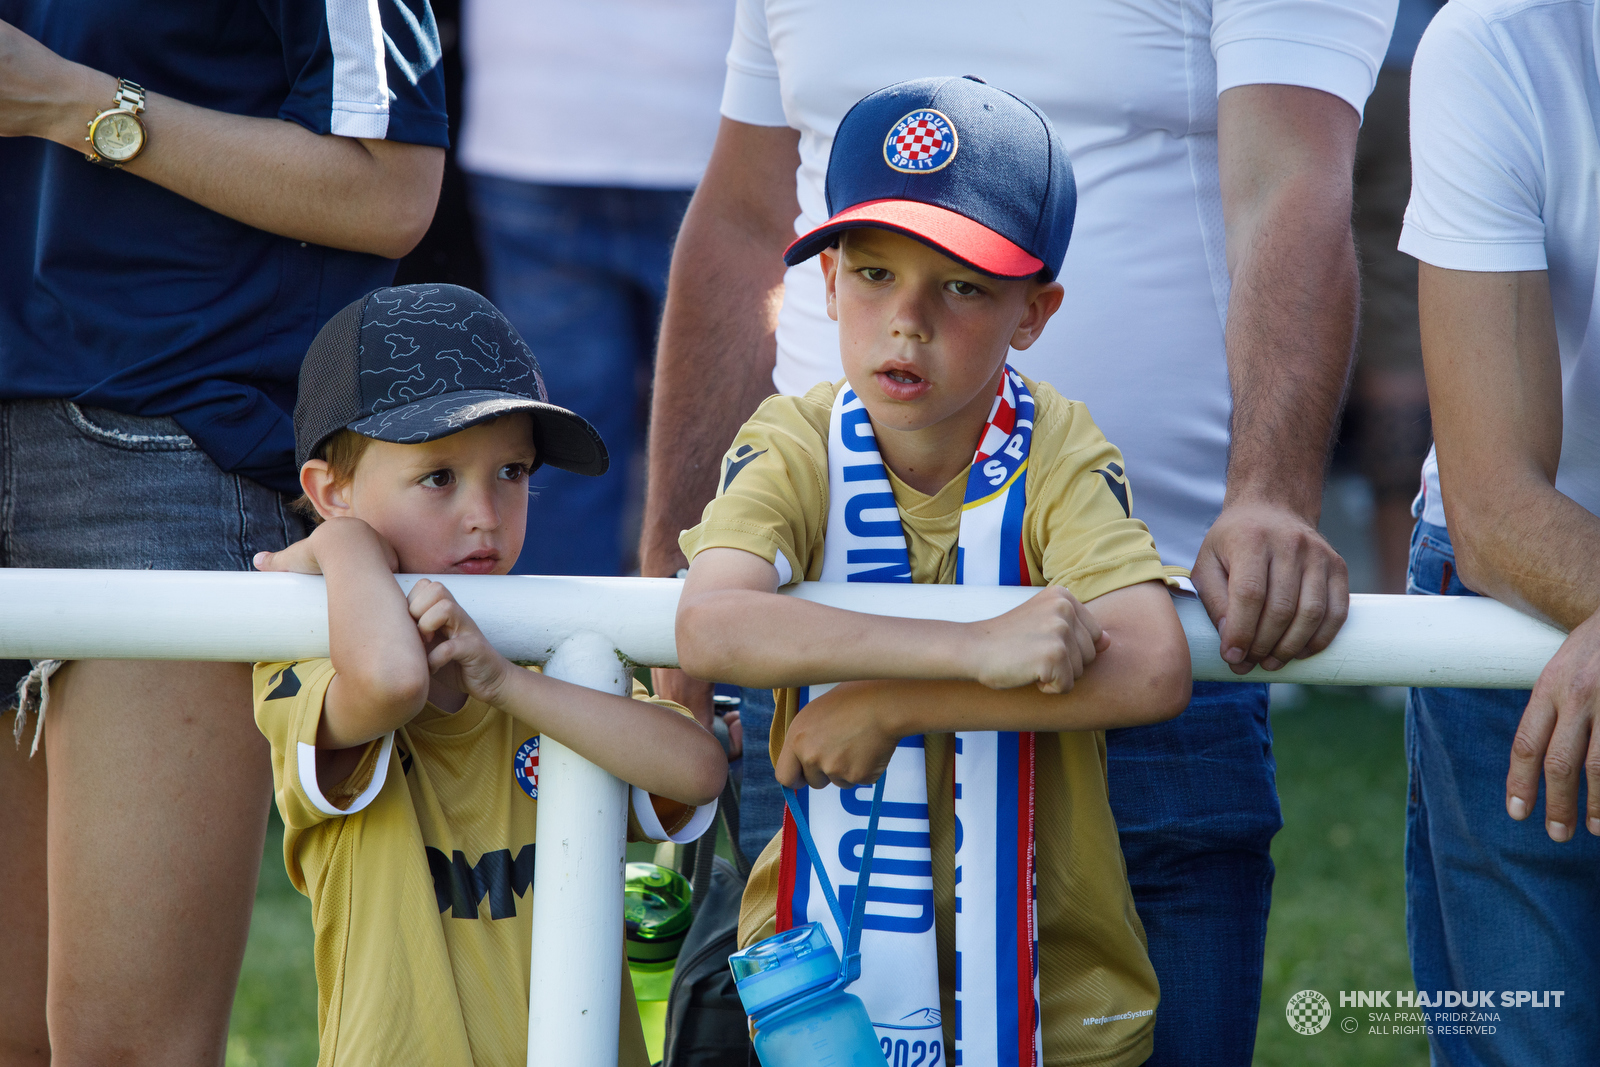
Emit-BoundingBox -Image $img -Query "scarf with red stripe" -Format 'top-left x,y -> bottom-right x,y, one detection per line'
776,367 -> 1041,1066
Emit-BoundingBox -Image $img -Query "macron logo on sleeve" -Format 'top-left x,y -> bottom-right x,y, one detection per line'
265,667 -> 302,701
723,445 -> 768,492
1094,462 -> 1130,518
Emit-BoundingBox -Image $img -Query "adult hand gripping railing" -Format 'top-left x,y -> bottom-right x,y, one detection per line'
0,570 -> 1570,1064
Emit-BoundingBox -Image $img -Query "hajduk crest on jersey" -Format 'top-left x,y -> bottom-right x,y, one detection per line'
513,736 -> 539,799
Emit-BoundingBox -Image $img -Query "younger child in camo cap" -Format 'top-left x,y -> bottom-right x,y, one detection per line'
253,284 -> 726,1066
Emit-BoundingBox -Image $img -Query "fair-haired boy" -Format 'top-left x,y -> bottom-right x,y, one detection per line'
674,78 -> 1191,1066
252,284 -> 726,1067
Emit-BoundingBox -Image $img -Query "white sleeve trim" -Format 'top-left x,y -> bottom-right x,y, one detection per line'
1397,222 -> 1550,273
720,66 -> 789,127
773,550 -> 795,587
632,785 -> 718,843
327,0 -> 391,139
296,733 -> 394,817
1215,38 -> 1379,118
719,0 -> 788,127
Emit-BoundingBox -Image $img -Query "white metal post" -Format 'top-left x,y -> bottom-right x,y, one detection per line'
527,631 -> 633,1067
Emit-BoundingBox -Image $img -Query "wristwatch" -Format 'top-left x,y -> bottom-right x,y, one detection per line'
84,79 -> 147,168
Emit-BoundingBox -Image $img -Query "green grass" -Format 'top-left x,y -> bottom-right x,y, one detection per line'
1254,689 -> 1428,1066
227,690 -> 1427,1065
225,811 -> 318,1067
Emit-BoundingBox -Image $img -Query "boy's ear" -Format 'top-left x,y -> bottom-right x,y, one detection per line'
819,245 -> 841,323
300,459 -> 353,520
1009,280 -> 1066,352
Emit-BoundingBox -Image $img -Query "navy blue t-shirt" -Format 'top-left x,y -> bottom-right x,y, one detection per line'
0,1 -> 448,495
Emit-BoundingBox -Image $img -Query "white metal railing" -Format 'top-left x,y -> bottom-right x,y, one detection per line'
0,569 -> 1569,1063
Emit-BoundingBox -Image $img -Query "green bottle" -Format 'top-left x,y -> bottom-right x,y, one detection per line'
625,861 -> 693,1060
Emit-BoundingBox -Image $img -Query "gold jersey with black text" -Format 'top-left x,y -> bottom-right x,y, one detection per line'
254,661 -> 700,1067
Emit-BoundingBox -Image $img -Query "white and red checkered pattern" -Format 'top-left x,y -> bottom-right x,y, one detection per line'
513,736 -> 540,799
893,118 -> 946,162
975,370 -> 1021,462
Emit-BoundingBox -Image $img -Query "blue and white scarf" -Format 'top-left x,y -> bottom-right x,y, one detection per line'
776,368 -> 1041,1067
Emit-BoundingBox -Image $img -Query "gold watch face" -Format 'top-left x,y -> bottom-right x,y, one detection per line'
92,111 -> 144,162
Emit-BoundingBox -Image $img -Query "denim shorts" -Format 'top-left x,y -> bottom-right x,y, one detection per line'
1,400 -> 307,701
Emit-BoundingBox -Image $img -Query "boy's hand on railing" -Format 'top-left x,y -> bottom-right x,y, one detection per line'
252,517 -> 399,575
775,681 -> 897,789
962,587 -> 1108,694
1507,608 -> 1600,842
409,579 -> 512,707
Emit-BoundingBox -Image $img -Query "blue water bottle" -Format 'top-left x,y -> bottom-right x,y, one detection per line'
728,779 -> 889,1066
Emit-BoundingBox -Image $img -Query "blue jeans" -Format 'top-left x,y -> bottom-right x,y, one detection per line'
738,682 -> 1280,1064
1108,682 -> 1279,1066
736,687 -> 784,863
468,176 -> 693,576
1406,520 -> 1600,1066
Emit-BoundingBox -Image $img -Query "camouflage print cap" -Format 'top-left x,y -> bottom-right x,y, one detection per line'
293,284 -> 607,476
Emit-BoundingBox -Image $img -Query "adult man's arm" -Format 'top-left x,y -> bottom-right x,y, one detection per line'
1193,83 -> 1359,673
641,117 -> 800,716
0,20 -> 442,259
1419,264 -> 1600,842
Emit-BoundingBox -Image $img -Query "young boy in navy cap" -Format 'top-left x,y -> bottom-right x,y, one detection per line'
674,78 -> 1191,1066
250,284 -> 726,1066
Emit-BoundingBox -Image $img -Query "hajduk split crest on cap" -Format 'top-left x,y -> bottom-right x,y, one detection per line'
884,108 -> 958,173
786,75 -> 1076,280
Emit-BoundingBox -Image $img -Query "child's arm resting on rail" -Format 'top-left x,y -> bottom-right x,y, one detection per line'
253,657 -> 396,831
677,546 -> 1110,694
255,517 -> 435,791
409,581 -> 726,807
772,579 -> 1191,788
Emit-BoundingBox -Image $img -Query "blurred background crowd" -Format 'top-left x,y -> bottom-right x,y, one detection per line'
396,0 -> 729,580
405,0 -> 1442,596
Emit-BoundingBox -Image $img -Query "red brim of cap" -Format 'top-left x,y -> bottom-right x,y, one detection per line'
782,199 -> 1045,279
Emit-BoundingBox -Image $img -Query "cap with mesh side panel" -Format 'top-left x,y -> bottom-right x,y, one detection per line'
294,293 -> 369,471
292,284 -> 608,477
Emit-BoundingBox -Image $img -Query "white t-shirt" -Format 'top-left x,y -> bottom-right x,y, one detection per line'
721,0 -> 1394,568
1400,0 -> 1600,529
459,0 -> 733,188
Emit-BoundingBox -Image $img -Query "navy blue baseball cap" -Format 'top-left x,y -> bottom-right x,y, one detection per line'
784,76 -> 1076,280
294,284 -> 608,475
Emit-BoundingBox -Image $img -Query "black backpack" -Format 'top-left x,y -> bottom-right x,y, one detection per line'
660,774 -> 758,1067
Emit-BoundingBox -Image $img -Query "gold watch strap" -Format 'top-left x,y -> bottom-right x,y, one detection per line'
113,78 -> 145,114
